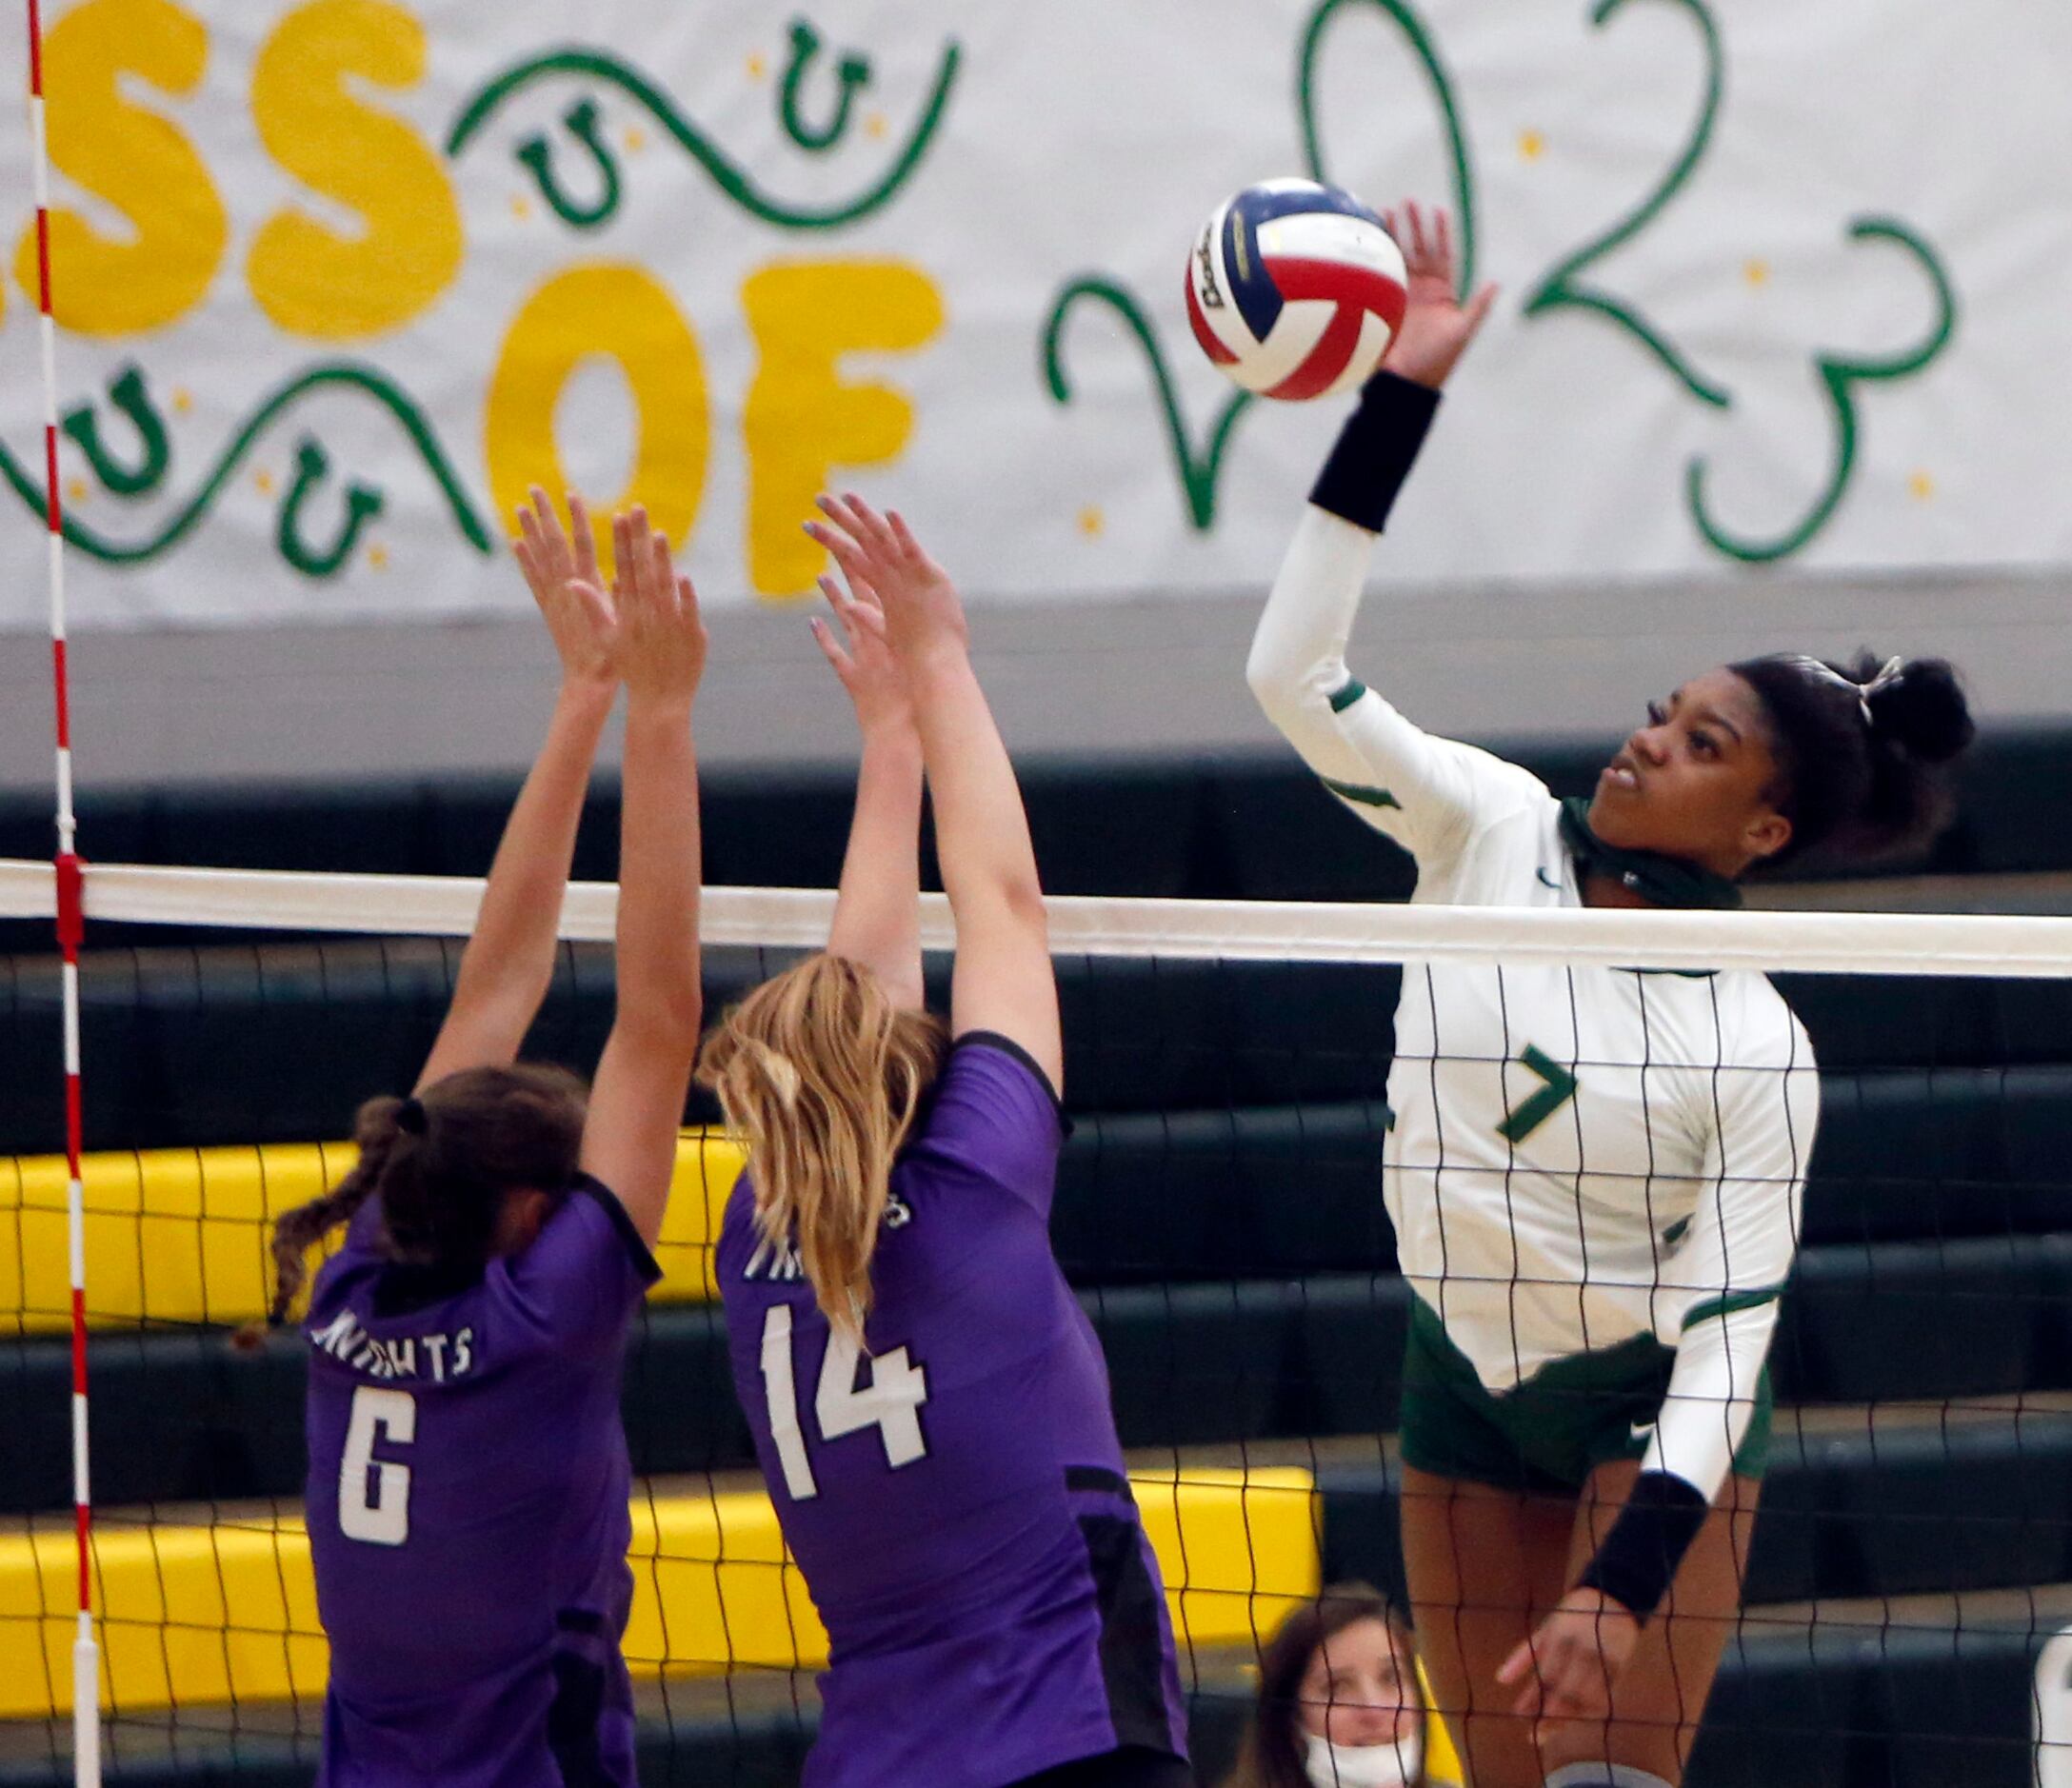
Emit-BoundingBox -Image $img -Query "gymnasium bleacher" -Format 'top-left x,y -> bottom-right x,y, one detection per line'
4,729 -> 2070,1786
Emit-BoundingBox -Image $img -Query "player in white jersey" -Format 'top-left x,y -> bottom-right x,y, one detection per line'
1245,205 -> 1974,1788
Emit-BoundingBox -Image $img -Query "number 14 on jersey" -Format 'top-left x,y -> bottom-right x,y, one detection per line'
759,1303 -> 931,1500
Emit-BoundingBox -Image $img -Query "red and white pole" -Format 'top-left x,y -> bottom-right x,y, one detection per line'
24,2 -> 102,1780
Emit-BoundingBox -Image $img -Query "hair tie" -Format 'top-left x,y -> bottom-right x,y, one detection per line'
1859,655 -> 1905,728
396,1097 -> 428,1137
1789,653 -> 1902,729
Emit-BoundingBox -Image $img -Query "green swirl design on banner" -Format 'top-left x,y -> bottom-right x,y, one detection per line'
516,99 -> 623,229
447,38 -> 961,230
62,366 -> 171,499
1686,217 -> 1958,565
1298,0 -> 1478,299
1523,0 -> 1731,408
0,363 -> 490,567
780,18 -> 871,153
1042,277 -> 1254,531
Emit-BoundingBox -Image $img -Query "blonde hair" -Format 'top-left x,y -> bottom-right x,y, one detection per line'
696,954 -> 946,1342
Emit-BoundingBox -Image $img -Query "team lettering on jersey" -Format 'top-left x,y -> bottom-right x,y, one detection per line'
739,1192 -> 912,1283
309,1307 -> 475,1382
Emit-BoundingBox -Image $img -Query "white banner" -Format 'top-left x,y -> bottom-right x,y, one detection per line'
0,0 -> 2067,630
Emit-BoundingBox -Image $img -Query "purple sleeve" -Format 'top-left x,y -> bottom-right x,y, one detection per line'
908,1033 -> 1068,1219
494,1177 -> 661,1356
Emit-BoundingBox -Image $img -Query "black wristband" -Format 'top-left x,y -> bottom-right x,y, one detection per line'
1575,1470 -> 1709,1622
1307,369 -> 1444,533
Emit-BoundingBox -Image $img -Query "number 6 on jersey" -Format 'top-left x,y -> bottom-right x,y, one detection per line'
340,1385 -> 416,1546
760,1303 -> 930,1500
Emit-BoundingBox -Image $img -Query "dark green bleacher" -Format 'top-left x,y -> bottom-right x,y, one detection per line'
1,723 -> 2066,948
7,945 -> 2072,1150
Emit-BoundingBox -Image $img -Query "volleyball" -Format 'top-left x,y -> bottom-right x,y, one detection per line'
1185,178 -> 1410,400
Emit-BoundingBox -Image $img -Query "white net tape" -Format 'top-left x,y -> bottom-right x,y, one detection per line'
1,857 -> 2069,976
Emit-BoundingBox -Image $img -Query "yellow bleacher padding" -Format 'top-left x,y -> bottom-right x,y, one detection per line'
0,1469 -> 1319,1718
0,1132 -> 746,1337
1417,1659 -> 1466,1787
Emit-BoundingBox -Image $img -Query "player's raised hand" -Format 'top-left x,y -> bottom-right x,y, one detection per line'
1495,1586 -> 1639,1745
810,562 -> 913,739
804,493 -> 968,665
513,487 -> 617,691
611,507 -> 707,713
1379,200 -> 1498,391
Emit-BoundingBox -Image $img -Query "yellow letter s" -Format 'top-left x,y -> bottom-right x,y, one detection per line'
13,0 -> 228,336
248,0 -> 463,340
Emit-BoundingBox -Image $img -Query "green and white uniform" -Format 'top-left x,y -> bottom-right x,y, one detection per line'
1248,507 -> 1820,1501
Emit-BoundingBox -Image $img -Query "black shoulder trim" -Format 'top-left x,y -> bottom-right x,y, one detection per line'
370,1258 -> 485,1319
1066,1464 -> 1134,1500
951,1029 -> 1068,1129
573,1176 -> 664,1287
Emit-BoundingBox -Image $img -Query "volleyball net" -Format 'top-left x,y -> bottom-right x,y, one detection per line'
3,862 -> 2072,1787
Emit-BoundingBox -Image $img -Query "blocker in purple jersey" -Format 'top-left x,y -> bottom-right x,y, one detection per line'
1185,177 -> 1408,400
303,1176 -> 661,1788
719,1034 -> 1189,1788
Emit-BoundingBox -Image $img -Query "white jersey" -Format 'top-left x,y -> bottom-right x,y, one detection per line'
1248,508 -> 1820,1501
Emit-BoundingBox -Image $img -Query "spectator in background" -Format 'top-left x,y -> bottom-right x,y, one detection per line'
1225,1583 -> 1431,1788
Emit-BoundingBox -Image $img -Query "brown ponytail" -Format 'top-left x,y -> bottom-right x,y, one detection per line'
261,1063 -> 588,1329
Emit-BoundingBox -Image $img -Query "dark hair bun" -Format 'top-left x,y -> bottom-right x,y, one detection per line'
1863,655 -> 1974,765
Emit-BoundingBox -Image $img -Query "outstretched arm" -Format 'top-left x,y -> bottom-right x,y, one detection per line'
807,495 -> 1060,1095
417,488 -> 617,1092
580,510 -> 707,1247
811,565 -> 925,1011
1246,204 -> 1507,864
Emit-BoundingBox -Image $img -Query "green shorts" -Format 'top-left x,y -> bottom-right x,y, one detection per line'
1398,1297 -> 1772,1495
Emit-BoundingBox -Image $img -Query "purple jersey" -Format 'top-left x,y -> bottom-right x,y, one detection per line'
718,1033 -> 1187,1788
303,1176 -> 660,1787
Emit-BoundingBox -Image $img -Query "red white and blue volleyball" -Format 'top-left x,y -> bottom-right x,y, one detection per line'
1185,178 -> 1409,401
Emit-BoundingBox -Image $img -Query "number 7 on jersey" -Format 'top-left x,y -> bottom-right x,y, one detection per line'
759,1303 -> 930,1500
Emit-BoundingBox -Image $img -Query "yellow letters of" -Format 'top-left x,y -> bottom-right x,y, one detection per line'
741,262 -> 945,596
12,0 -> 227,336
248,0 -> 463,339
485,265 -> 708,570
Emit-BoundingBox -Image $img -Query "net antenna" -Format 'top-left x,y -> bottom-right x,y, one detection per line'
22,0 -> 103,1778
